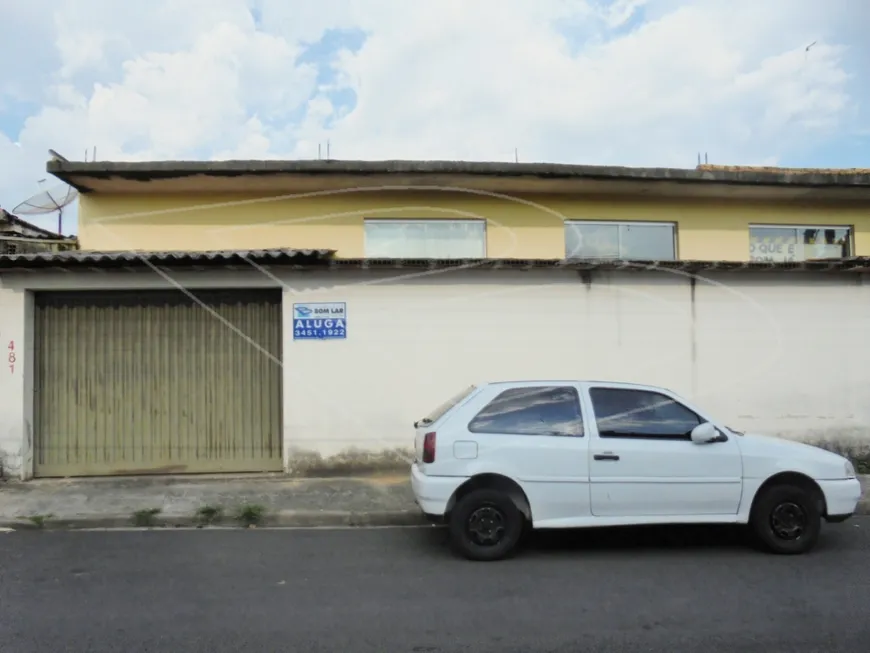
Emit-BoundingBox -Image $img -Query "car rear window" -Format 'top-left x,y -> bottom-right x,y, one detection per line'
419,385 -> 477,425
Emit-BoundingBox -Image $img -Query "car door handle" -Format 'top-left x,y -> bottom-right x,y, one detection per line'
593,454 -> 620,461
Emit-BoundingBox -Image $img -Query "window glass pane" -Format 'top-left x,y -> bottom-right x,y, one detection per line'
421,221 -> 485,258
750,226 -> 851,261
800,227 -> 851,259
468,386 -> 584,437
365,222 -> 411,257
618,224 -> 675,260
565,223 -> 619,258
589,388 -> 701,439
749,226 -> 798,261
364,220 -> 485,258
400,222 -> 429,257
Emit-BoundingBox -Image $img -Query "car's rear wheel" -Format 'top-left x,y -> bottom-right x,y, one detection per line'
448,489 -> 524,561
750,484 -> 822,555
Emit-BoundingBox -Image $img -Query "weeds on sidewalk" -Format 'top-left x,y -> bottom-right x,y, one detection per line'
132,508 -> 162,528
27,514 -> 53,529
235,504 -> 266,528
195,505 -> 224,527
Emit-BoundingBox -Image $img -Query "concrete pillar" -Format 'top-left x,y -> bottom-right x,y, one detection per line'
0,287 -> 33,480
281,288 -> 292,473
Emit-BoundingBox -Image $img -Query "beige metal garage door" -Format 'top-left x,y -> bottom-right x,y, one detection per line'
33,289 -> 283,477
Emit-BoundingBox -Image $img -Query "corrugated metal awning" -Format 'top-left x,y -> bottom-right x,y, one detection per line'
0,248 -> 336,270
1,248 -> 870,273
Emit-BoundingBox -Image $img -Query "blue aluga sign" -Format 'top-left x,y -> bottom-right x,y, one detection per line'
292,302 -> 347,340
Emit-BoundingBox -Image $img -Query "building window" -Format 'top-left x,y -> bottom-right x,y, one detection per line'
468,386 -> 584,437
749,225 -> 852,262
364,219 -> 486,258
564,221 -> 677,260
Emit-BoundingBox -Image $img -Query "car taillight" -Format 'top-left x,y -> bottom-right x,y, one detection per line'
422,432 -> 436,464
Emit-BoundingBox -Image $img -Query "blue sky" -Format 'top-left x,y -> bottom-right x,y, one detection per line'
1,0 -> 867,235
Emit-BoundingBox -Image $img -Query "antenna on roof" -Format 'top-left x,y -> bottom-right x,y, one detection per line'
11,182 -> 79,236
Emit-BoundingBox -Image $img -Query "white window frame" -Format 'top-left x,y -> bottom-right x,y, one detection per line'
363,218 -> 488,259
563,220 -> 678,260
749,223 -> 853,261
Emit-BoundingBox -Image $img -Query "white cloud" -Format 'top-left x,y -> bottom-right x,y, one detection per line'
1,0 -> 867,232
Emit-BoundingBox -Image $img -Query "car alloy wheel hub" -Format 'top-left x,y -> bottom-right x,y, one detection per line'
770,501 -> 807,541
467,506 -> 506,546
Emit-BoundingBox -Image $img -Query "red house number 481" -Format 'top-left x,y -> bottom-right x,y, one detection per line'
8,341 -> 15,374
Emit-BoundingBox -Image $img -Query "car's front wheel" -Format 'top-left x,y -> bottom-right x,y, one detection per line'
448,488 -> 524,561
750,484 -> 822,555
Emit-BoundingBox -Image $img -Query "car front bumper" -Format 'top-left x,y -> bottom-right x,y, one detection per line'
818,477 -> 863,522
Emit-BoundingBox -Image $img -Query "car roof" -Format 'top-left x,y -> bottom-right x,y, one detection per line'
483,379 -> 671,392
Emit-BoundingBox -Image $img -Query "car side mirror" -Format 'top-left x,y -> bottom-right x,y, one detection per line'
690,422 -> 720,444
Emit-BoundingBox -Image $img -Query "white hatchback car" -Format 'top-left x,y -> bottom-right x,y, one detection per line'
410,380 -> 862,561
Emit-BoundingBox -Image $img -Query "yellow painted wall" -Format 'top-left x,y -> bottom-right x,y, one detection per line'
77,192 -> 870,261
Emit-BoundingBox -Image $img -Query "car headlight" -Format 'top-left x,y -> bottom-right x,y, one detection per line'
845,460 -> 856,478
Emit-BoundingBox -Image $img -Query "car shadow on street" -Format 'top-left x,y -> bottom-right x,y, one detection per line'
417,523 -> 767,557
524,523 -> 753,553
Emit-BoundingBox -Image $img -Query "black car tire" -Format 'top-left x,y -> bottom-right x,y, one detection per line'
750,484 -> 822,555
448,489 -> 524,561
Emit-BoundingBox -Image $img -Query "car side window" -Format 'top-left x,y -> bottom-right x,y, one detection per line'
589,387 -> 702,440
468,386 -> 584,437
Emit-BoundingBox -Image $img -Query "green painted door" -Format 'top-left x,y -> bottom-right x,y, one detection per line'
33,289 -> 283,477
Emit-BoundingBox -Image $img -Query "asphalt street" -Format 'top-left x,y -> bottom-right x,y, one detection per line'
2,520 -> 869,653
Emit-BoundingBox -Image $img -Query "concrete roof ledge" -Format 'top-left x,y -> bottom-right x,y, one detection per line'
44,158 -> 870,201
696,164 -> 870,186
46,158 -> 870,187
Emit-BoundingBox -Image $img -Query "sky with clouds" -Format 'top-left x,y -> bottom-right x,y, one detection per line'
1,0 -> 868,234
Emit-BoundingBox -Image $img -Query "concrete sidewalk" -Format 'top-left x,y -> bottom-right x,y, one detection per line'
0,473 -> 425,530
1,473 -> 868,530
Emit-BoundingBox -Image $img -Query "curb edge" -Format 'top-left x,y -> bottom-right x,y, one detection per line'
1,502 -> 867,532
0,509 -> 430,531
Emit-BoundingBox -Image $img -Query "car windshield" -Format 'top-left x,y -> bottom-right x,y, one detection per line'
417,385 -> 477,425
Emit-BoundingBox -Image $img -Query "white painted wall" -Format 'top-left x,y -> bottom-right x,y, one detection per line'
1,266 -> 868,479
281,268 -> 870,468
